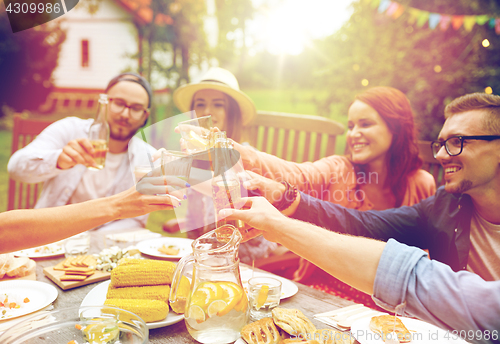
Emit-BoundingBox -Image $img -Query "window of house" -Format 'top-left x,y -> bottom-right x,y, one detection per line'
81,39 -> 89,68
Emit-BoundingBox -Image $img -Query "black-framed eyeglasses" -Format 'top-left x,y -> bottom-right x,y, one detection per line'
109,98 -> 147,119
431,135 -> 500,158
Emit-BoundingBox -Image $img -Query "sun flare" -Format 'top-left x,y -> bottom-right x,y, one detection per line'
250,0 -> 353,56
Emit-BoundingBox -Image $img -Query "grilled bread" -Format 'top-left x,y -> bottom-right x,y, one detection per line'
369,315 -> 412,343
241,317 -> 281,344
272,308 -> 316,337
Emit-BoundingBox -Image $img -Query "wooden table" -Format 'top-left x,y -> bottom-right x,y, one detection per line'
32,229 -> 356,343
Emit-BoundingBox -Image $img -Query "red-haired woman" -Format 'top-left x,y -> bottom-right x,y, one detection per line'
232,86 -> 436,305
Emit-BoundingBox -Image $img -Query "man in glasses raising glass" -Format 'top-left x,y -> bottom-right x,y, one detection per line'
250,92 -> 500,282
8,73 -> 156,231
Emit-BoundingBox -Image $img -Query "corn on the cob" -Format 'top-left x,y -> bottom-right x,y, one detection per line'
107,285 -> 171,303
111,260 -> 176,287
104,298 -> 169,323
169,276 -> 190,314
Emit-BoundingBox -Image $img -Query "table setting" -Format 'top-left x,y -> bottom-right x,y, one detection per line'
0,225 -> 469,344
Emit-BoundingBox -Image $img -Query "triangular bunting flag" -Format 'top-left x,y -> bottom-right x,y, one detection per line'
378,0 -> 391,14
489,18 -> 496,29
452,15 -> 464,30
407,8 -> 421,25
386,2 -> 399,16
476,15 -> 490,25
463,15 -> 476,31
416,11 -> 429,28
391,3 -> 405,19
428,13 -> 441,29
439,15 -> 452,31
371,1 -> 500,35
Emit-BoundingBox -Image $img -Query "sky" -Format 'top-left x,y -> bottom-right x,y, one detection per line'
248,0 -> 355,55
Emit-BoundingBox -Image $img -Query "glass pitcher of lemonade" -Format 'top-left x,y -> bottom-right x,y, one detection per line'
170,226 -> 248,344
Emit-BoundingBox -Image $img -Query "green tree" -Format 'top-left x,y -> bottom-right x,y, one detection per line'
308,0 -> 500,139
214,0 -> 255,77
0,13 -> 65,117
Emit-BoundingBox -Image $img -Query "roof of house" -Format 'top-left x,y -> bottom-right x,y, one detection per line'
115,0 -> 173,25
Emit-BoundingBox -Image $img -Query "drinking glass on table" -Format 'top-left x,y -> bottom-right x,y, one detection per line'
64,232 -> 91,257
161,150 -> 193,200
178,115 -> 213,154
248,276 -> 282,321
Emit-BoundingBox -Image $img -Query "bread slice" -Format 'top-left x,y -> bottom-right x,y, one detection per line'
6,257 -> 32,277
18,259 -> 36,277
241,317 -> 281,344
369,315 -> 412,343
271,308 -> 316,337
0,254 -> 15,278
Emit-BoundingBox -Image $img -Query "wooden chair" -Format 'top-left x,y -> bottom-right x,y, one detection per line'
8,115 -> 53,210
243,111 -> 345,163
418,140 -> 445,186
244,111 -> 344,272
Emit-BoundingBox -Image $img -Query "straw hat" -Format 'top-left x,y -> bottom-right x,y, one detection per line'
173,67 -> 256,126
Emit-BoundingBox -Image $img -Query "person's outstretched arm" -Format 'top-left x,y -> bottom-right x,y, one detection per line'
220,196 -> 385,294
220,197 -> 500,335
0,176 -> 183,254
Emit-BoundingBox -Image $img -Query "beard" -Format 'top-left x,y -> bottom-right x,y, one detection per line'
110,125 -> 139,141
446,179 -> 473,194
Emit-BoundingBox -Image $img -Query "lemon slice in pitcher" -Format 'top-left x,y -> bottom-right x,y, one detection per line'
218,282 -> 243,316
191,287 -> 215,309
188,305 -> 206,324
207,300 -> 228,318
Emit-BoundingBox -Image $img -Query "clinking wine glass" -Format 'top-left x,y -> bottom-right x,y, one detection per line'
178,115 -> 214,154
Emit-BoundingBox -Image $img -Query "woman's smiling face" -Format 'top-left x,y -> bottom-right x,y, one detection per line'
192,89 -> 228,130
347,100 -> 393,166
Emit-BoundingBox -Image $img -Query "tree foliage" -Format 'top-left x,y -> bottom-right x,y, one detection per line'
0,13 -> 65,116
295,0 -> 500,139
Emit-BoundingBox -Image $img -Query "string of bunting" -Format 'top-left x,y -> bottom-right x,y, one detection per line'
364,0 -> 500,34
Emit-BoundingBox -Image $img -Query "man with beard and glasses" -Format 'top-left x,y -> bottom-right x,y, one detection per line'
8,73 -> 155,230
243,92 -> 500,283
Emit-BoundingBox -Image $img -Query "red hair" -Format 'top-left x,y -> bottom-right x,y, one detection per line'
354,87 -> 422,206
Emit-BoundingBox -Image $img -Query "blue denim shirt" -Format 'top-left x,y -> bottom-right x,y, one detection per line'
374,239 -> 500,343
293,186 -> 474,272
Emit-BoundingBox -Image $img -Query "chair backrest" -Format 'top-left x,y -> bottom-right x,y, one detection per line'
8,115 -> 53,210
418,140 -> 445,187
242,111 -> 345,163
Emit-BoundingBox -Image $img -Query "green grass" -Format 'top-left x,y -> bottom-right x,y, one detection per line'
0,89 -> 347,235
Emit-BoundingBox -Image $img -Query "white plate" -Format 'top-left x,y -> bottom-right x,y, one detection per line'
136,237 -> 194,259
0,281 -> 58,321
240,269 -> 299,300
351,316 -> 470,344
80,280 -> 184,329
13,242 -> 65,258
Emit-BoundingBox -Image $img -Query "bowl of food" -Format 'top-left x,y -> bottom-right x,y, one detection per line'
0,305 -> 148,344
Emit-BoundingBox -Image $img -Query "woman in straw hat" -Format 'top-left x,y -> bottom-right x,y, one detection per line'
164,67 -> 278,263
173,67 -> 256,142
